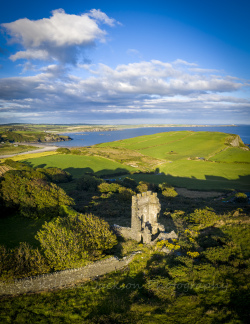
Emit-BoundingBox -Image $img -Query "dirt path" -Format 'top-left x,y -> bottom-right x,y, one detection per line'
0,145 -> 59,159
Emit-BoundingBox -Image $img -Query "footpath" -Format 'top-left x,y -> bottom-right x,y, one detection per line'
0,144 -> 59,159
0,252 -> 141,296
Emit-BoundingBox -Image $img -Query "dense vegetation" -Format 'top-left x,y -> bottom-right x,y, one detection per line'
0,125 -> 71,143
0,130 -> 249,323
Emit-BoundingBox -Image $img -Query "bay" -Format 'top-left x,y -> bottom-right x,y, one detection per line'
52,125 -> 250,147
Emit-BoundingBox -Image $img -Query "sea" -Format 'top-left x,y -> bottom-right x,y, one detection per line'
51,125 -> 250,148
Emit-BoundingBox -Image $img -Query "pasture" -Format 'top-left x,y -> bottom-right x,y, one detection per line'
19,131 -> 250,190
24,154 -> 136,178
98,131 -> 230,160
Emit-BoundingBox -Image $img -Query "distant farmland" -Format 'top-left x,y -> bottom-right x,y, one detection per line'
23,131 -> 250,191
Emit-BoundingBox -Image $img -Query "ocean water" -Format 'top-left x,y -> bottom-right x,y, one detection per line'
52,125 -> 250,147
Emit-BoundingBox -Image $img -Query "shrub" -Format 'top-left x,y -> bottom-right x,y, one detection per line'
98,182 -> 121,193
0,243 -> 50,281
0,171 -> 74,218
162,188 -> 178,198
38,167 -> 72,183
187,207 -> 218,228
118,187 -> 136,201
71,149 -> 81,155
235,192 -> 248,203
136,181 -> 150,193
122,177 -> 137,190
36,212 -> 117,270
56,147 -> 70,154
76,175 -> 102,191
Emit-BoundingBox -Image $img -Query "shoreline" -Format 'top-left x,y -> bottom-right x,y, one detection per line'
0,144 -> 59,159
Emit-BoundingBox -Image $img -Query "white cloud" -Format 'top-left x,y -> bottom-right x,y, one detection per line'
2,9 -> 118,63
0,60 -> 249,123
10,49 -> 50,61
172,59 -> 198,66
88,9 -> 118,27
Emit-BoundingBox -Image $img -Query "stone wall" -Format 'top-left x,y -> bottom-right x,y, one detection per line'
0,252 -> 140,296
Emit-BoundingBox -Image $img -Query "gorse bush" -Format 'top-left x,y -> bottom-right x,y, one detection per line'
162,187 -> 178,198
56,147 -> 70,154
235,192 -> 248,202
186,207 -> 219,229
98,182 -> 121,193
76,174 -> 102,191
118,187 -> 136,201
0,242 -> 50,281
159,182 -> 178,197
37,167 -> 72,183
36,211 -> 117,271
0,171 -> 74,218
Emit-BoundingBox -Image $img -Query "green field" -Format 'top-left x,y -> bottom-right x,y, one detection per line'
24,154 -> 136,178
20,131 -> 250,190
209,147 -> 250,163
97,131 -> 250,190
98,131 -> 229,160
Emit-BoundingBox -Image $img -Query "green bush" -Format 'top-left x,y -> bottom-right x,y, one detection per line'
98,182 -> 121,193
37,167 -> 72,183
56,147 -> 70,154
235,192 -> 248,202
0,171 -> 74,218
36,212 -> 117,270
122,177 -> 137,190
136,181 -> 150,193
71,149 -> 81,155
76,175 -> 102,191
0,243 -> 50,281
162,187 -> 178,198
118,187 -> 136,201
187,207 -> 218,228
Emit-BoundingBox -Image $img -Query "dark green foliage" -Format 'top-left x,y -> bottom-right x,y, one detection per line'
235,192 -> 248,202
118,187 -> 136,201
0,130 -> 71,143
71,149 -> 82,155
37,167 -> 72,183
56,147 -> 70,154
76,174 -> 102,191
159,182 -> 178,197
35,210 -> 118,270
186,207 -> 219,229
98,182 -> 121,193
136,181 -> 150,193
121,177 -> 138,190
4,159 -> 32,171
0,242 -> 50,280
0,171 -> 74,218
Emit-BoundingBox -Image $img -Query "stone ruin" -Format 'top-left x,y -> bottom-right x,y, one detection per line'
114,191 -> 177,244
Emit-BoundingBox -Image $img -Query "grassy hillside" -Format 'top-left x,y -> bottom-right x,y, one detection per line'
18,131 -> 250,190
24,154 -> 136,178
97,131 -> 250,191
98,131 -> 233,159
209,147 -> 250,163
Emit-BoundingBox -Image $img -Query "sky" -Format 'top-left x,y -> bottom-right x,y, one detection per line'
0,0 -> 249,125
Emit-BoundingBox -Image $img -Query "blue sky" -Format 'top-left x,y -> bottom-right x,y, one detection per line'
0,0 -> 249,124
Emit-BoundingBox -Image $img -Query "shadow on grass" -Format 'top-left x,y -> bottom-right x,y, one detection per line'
128,173 -> 250,191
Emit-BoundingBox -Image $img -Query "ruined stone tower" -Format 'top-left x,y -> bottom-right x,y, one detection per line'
131,191 -> 164,243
